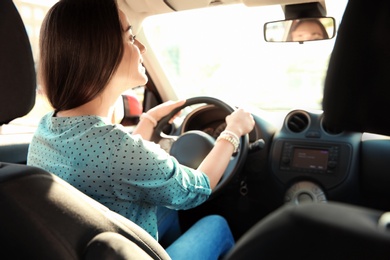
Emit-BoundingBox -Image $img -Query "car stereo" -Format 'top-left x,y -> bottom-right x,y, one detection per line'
279,142 -> 339,174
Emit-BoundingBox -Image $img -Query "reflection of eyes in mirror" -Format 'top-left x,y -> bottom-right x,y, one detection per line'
264,17 -> 336,43
289,19 -> 329,42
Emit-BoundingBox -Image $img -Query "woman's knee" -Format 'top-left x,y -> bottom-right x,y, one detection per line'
198,215 -> 230,229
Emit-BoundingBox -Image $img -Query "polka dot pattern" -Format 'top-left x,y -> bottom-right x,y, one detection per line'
27,111 -> 211,239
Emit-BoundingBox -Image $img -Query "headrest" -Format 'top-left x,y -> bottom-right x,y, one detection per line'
0,0 -> 36,125
322,0 -> 390,135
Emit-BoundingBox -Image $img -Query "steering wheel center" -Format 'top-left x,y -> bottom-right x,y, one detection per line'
170,130 -> 215,169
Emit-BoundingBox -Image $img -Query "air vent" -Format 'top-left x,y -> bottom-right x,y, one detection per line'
286,111 -> 310,133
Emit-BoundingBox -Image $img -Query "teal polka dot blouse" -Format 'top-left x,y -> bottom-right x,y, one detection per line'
27,111 -> 211,239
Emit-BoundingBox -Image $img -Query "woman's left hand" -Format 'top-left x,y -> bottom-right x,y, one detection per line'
147,99 -> 186,124
132,99 -> 186,140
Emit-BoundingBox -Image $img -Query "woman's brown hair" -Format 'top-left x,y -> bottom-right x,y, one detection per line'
39,0 -> 124,111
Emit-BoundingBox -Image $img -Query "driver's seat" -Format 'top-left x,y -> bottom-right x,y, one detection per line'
0,0 -> 169,258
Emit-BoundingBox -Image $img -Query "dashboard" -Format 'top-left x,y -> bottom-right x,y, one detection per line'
178,104 -> 364,206
269,109 -> 363,204
174,100 -> 390,241
201,122 -> 227,139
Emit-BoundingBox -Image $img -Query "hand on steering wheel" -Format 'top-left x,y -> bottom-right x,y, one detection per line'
151,96 -> 250,198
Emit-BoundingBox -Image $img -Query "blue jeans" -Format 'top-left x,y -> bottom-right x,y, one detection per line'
157,207 -> 182,248
158,208 -> 235,260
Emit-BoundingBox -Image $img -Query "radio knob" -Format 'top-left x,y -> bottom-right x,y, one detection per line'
297,193 -> 313,203
328,161 -> 337,169
284,181 -> 327,205
282,157 -> 290,164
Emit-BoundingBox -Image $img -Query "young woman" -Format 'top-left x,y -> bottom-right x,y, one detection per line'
288,18 -> 330,42
27,0 -> 255,258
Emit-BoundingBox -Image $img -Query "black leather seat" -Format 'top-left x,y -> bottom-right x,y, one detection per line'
225,202 -> 390,259
0,0 -> 169,259
224,0 -> 390,259
322,0 -> 390,135
0,164 -> 169,259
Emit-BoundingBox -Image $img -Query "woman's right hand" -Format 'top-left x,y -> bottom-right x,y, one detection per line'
224,108 -> 255,137
198,108 -> 255,189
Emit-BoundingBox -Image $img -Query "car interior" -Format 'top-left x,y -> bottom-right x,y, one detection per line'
1,0 -> 390,259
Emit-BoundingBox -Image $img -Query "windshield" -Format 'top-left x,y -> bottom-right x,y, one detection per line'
143,1 -> 348,112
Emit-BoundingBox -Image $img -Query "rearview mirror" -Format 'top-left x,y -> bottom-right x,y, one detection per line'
264,17 -> 336,43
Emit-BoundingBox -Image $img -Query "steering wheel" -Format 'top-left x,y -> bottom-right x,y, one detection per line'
151,96 -> 249,197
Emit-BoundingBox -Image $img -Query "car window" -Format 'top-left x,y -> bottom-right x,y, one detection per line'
142,1 -> 348,112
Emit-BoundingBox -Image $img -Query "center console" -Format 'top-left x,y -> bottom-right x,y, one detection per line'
271,140 -> 352,189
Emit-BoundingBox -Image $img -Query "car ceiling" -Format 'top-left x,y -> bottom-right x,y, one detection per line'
119,0 -> 327,18
121,0 -> 325,11
119,0 -> 329,35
